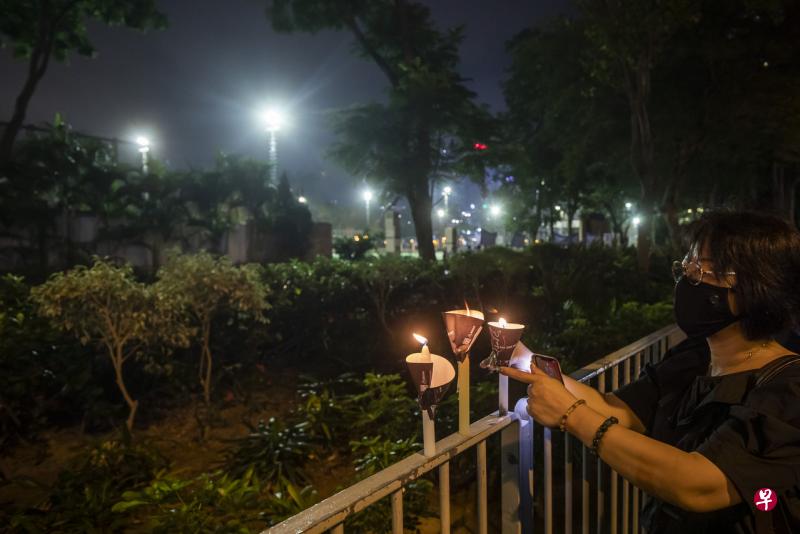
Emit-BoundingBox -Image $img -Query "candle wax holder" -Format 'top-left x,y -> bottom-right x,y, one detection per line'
442,309 -> 484,361
480,320 -> 525,371
443,308 -> 485,435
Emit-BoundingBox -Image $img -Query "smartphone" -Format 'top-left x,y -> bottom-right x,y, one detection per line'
534,354 -> 565,384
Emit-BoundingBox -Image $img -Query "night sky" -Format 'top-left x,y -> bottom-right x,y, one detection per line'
0,0 -> 567,208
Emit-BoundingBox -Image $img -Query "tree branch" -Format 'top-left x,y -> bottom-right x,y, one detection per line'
344,17 -> 400,87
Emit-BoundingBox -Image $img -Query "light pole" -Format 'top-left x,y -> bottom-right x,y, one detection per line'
260,108 -> 285,183
443,185 -> 452,209
363,189 -> 373,227
136,136 -> 150,174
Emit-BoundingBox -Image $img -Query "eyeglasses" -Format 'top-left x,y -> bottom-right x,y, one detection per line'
671,256 -> 736,286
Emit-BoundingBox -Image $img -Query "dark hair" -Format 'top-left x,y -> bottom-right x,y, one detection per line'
688,211 -> 800,340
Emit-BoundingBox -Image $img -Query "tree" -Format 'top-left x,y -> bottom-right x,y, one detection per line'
267,0 -> 487,260
0,0 -> 167,164
576,0 -> 699,270
0,116 -> 128,274
155,253 -> 269,412
31,258 -> 184,432
500,20 -> 634,244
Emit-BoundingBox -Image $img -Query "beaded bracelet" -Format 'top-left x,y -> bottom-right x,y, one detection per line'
559,399 -> 587,432
590,416 -> 619,456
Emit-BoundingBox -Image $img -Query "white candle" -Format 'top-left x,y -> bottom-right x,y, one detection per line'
444,309 -> 484,436
488,317 -> 524,416
422,409 -> 436,456
458,357 -> 470,435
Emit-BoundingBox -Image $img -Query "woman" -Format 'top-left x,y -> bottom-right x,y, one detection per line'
501,211 -> 800,533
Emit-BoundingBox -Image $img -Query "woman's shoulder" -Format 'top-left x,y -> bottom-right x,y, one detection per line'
650,336 -> 709,381
744,355 -> 800,419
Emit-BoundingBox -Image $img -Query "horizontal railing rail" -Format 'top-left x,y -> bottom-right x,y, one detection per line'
267,324 -> 684,534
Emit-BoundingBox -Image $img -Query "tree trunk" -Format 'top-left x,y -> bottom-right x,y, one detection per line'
625,58 -> 658,272
111,348 -> 138,433
408,185 -> 435,261
0,36 -> 52,165
200,322 -> 212,406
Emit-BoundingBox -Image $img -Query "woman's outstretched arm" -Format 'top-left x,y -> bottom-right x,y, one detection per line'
503,365 -> 741,513
562,375 -> 647,433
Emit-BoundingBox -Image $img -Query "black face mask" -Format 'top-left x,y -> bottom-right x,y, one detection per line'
673,277 -> 739,338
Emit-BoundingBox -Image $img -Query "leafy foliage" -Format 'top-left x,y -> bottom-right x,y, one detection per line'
222,417 -> 312,485
3,439 -> 168,532
31,258 -> 185,431
345,436 -> 432,532
156,252 -> 269,407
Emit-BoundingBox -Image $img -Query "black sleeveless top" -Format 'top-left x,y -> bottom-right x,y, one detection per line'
612,336 -> 800,533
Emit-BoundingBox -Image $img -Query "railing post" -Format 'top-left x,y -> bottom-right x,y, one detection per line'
565,432 -> 573,534
477,440 -> 488,534
597,372 -> 606,533
391,489 -> 403,534
544,426 -> 554,534
611,365 -> 619,534
439,462 -> 451,534
517,399 -> 534,533
501,420 -> 522,534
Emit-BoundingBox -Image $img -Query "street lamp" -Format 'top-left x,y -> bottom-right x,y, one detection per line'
443,185 -> 452,209
437,208 -> 445,219
259,107 -> 286,182
625,202 -> 633,210
298,195 -> 307,204
136,136 -> 150,174
633,216 -> 641,226
489,204 -> 501,217
363,189 -> 373,227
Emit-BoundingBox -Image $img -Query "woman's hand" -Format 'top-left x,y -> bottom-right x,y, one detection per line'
500,363 -> 578,428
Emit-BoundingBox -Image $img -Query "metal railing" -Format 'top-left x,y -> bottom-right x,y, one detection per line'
267,324 -> 685,534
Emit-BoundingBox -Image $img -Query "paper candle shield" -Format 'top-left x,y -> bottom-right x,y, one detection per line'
508,341 -> 533,370
406,353 -> 456,418
442,310 -> 484,361
488,322 -> 525,367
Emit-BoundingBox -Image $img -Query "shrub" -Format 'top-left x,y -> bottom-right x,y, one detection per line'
0,274 -> 105,451
222,417 -> 312,485
345,436 -> 432,532
112,467 -> 304,532
155,252 -> 269,408
31,258 -> 187,432
4,439 -> 168,532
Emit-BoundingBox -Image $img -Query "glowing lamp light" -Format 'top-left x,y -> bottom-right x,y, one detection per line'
260,108 -> 285,132
633,216 -> 642,226
298,196 -> 307,204
362,190 -> 373,202
625,202 -> 633,210
437,209 -> 445,218
490,204 -> 501,217
136,136 -> 150,154
473,142 -> 488,151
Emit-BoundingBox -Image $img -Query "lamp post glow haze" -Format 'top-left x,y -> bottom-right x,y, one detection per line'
135,136 -> 150,174
259,107 -> 286,183
443,185 -> 452,209
362,189 -> 373,227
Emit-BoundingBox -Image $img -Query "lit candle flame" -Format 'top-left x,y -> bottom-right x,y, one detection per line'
499,317 -> 508,328
413,333 -> 428,346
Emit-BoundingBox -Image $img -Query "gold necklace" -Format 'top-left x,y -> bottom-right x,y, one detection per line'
708,342 -> 769,376
745,342 -> 769,360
